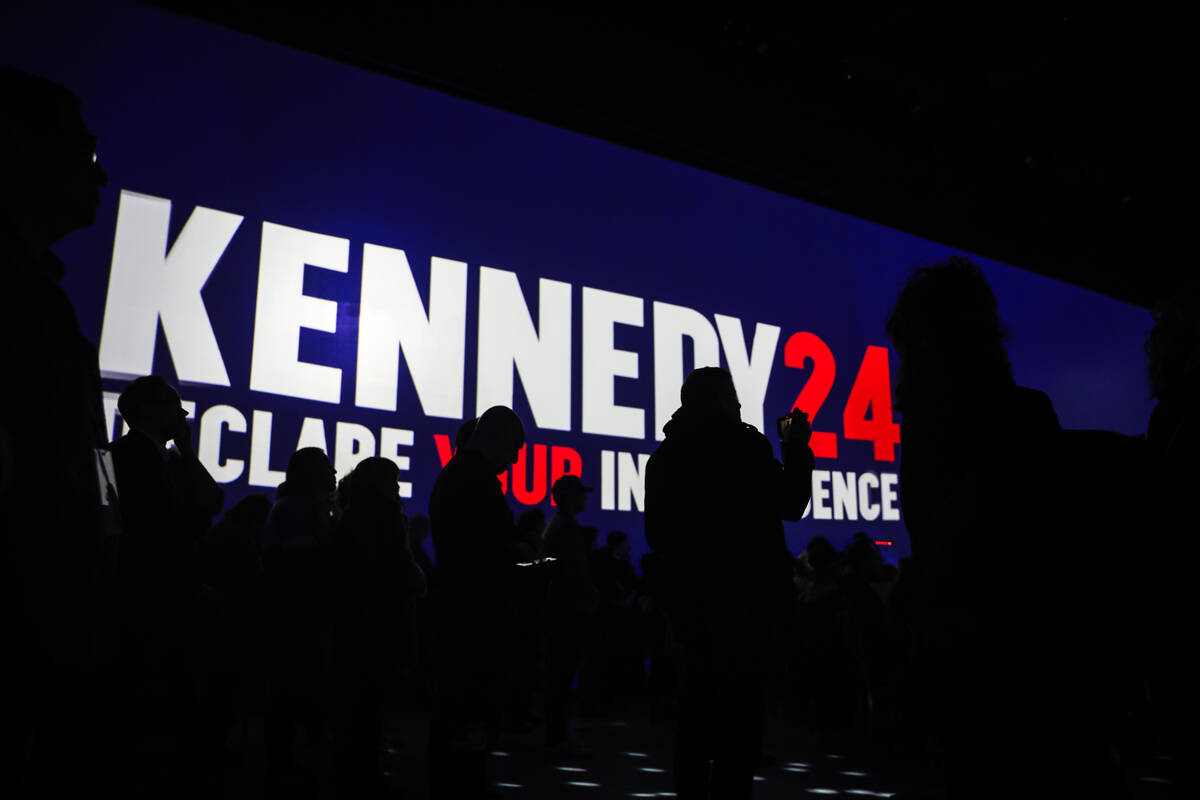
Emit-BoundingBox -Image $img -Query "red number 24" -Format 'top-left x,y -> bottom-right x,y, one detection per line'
784,333 -> 900,462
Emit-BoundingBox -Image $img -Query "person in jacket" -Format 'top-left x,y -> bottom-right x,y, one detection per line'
645,366 -> 813,800
541,474 -> 599,751
109,375 -> 224,788
1141,282 -> 1200,778
427,405 -> 524,799
261,447 -> 336,794
0,66 -> 119,794
886,256 -> 1122,797
330,457 -> 426,797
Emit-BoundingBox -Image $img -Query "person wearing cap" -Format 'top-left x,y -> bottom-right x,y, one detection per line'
427,405 -> 525,799
541,472 -> 600,753
645,366 -> 813,800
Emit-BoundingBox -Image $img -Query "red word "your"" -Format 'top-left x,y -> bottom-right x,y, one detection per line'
434,435 -> 583,506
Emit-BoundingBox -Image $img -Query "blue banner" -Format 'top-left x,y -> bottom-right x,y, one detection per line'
2,1 -> 1154,563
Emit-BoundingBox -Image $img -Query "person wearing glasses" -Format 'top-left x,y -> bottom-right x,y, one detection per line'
0,66 -> 116,794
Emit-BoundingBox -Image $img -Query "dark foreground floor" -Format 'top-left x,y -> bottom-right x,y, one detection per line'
139,697 -> 1186,799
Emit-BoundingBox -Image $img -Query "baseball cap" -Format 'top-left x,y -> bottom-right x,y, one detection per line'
551,474 -> 595,501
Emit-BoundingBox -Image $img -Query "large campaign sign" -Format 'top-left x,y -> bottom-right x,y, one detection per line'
3,1 -> 1154,563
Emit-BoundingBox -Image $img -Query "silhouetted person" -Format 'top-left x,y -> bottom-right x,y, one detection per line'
427,406 -> 524,799
637,549 -> 680,720
109,375 -> 223,792
645,366 -> 813,800
111,375 -> 224,581
887,257 -> 1121,797
410,513 -> 434,576
505,507 -> 548,731
194,493 -> 271,779
0,67 -> 117,795
334,473 -> 352,525
330,457 -> 426,798
541,474 -> 599,751
835,536 -> 889,742
596,530 -> 637,603
583,530 -> 641,710
408,513 -> 437,709
261,447 -> 336,795
581,524 -> 599,557
1143,283 -> 1200,773
847,532 -> 897,599
794,536 -> 856,744
514,507 -> 546,562
576,522 -> 604,716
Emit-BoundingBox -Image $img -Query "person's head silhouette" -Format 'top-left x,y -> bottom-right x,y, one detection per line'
466,406 -> 525,474
551,474 -> 593,516
347,456 -> 402,507
805,535 -> 838,572
1,67 -> 108,263
225,493 -> 272,532
606,530 -> 630,559
117,375 -> 187,447
680,366 -> 741,421
846,535 -> 884,580
886,255 -> 1011,406
285,447 -> 336,501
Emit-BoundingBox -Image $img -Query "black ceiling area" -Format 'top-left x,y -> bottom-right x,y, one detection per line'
146,2 -> 1187,310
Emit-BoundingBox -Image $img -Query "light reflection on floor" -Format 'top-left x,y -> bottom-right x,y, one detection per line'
480,715 -> 918,798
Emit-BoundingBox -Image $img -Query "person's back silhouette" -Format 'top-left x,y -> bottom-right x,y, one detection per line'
887,257 -> 1124,797
1143,283 -> 1200,776
261,447 -> 337,794
541,474 -> 599,751
645,366 -> 813,800
194,492 -> 270,774
330,456 -> 426,797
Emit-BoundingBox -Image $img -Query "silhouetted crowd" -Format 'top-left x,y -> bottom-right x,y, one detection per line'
4,65 -> 1198,800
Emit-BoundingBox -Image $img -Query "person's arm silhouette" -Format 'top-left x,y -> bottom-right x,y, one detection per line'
773,407 -> 815,521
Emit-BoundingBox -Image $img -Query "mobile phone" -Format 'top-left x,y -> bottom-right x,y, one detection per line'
777,414 -> 792,438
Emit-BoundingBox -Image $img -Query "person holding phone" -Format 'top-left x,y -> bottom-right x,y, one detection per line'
645,366 -> 813,800
109,375 -> 225,790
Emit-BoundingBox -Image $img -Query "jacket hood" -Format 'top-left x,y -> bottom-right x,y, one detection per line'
662,403 -> 743,441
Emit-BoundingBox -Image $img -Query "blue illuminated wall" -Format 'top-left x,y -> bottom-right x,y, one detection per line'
2,1 -> 1154,564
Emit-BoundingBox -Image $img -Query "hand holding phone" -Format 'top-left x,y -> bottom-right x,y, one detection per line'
777,408 -> 812,445
169,411 -> 194,456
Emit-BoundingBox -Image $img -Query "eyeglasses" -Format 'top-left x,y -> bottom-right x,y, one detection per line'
45,127 -> 98,166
